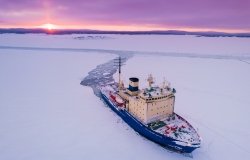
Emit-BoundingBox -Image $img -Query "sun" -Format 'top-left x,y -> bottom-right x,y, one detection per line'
41,23 -> 57,30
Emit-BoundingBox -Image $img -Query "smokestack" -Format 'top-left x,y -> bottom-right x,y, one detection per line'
127,77 -> 139,96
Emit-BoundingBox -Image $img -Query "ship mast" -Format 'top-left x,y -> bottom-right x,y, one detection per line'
114,56 -> 125,90
118,56 -> 121,87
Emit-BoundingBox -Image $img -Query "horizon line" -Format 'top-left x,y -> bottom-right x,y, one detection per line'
1,27 -> 250,34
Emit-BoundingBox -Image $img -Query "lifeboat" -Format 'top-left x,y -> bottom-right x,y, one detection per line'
115,96 -> 124,106
109,92 -> 124,106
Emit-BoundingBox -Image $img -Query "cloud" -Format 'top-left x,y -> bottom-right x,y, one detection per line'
0,0 -> 249,31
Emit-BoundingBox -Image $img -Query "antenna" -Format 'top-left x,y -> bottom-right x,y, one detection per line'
114,56 -> 126,89
147,74 -> 154,88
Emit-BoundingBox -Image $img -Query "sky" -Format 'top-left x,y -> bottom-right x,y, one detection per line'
0,0 -> 249,32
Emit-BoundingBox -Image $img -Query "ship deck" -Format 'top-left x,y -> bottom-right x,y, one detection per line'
148,114 -> 200,144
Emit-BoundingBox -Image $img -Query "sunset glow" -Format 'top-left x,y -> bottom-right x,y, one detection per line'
40,23 -> 57,30
0,0 -> 249,33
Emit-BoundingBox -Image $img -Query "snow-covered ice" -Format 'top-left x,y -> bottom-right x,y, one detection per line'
120,55 -> 250,159
1,33 -> 250,56
0,34 -> 250,160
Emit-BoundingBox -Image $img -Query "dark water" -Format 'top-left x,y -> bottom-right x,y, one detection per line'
80,53 -> 133,96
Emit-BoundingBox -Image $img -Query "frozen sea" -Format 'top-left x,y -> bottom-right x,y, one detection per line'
0,34 -> 250,160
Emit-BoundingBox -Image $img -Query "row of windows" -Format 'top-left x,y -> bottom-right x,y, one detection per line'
150,105 -> 168,111
149,110 -> 166,116
133,103 -> 145,110
131,105 -> 145,115
132,111 -> 145,121
146,96 -> 168,101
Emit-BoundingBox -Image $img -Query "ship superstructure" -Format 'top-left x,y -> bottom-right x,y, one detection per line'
118,76 -> 175,124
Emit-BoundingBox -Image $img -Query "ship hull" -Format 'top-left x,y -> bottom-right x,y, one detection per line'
101,91 -> 199,153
